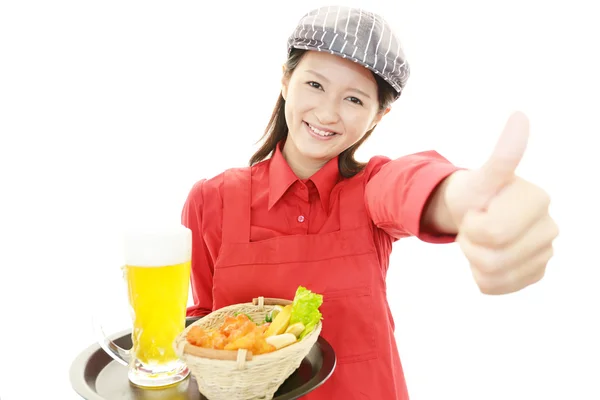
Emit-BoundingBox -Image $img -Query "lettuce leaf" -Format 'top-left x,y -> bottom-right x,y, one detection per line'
289,286 -> 323,340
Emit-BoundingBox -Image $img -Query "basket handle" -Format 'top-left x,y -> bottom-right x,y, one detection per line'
252,297 -> 292,306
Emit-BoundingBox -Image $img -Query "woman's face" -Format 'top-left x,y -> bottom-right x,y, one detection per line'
281,51 -> 388,172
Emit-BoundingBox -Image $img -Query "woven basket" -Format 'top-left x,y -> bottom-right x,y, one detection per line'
174,296 -> 322,400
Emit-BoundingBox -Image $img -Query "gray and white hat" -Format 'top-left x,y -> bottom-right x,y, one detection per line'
287,6 -> 410,100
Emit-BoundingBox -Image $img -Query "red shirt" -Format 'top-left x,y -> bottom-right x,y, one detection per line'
182,143 -> 460,317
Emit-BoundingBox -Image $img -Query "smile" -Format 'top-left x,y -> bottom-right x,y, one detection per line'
304,122 -> 339,140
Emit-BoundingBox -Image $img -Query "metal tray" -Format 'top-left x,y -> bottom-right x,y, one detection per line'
70,317 -> 336,399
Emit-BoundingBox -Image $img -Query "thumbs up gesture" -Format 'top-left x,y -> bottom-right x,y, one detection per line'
443,112 -> 559,294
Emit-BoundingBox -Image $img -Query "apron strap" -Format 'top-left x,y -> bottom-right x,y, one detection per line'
339,175 -> 371,231
222,167 -> 252,243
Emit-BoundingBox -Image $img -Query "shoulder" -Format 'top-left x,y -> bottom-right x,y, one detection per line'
364,155 -> 393,174
347,155 -> 392,183
359,151 -> 452,181
185,160 -> 270,202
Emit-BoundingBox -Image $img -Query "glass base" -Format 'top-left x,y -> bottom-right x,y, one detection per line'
128,359 -> 190,388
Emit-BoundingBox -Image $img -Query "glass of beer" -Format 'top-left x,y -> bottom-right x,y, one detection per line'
94,224 -> 192,388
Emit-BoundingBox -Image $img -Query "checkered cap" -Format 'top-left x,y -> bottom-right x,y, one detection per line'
287,6 -> 410,99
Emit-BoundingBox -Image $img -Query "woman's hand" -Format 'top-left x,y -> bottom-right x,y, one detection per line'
444,112 -> 559,294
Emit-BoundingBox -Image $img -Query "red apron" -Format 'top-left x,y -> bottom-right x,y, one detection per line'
211,168 -> 409,399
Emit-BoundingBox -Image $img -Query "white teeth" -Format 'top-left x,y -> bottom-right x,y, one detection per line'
308,124 -> 336,137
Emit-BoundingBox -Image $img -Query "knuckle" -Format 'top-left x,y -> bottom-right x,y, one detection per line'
549,220 -> 560,240
482,224 -> 508,247
544,246 -> 555,263
540,190 -> 551,208
472,269 -> 502,294
478,252 -> 503,274
478,280 -> 502,295
465,244 -> 504,274
536,268 -> 547,281
527,269 -> 546,287
536,189 -> 552,211
462,210 -> 499,244
500,270 -> 518,291
529,182 -> 550,206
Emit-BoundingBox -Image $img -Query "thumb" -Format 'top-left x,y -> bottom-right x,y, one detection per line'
478,111 -> 530,192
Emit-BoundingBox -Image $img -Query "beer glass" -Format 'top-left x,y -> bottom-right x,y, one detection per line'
94,224 -> 192,388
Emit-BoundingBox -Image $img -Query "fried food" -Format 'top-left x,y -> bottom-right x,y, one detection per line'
186,314 -> 277,355
185,285 -> 325,357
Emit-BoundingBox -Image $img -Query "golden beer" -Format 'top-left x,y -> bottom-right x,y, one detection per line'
126,261 -> 190,365
121,224 -> 192,387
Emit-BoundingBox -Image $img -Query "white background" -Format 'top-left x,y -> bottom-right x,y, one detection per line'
1,0 -> 599,399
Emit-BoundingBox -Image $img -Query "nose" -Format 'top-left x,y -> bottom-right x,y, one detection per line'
315,99 -> 341,125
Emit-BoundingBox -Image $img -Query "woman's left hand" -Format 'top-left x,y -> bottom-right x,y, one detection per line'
443,112 -> 559,295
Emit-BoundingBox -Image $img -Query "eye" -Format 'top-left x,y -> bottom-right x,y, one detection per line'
306,81 -> 323,90
347,96 -> 363,106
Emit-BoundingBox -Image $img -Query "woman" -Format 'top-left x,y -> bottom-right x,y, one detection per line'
182,6 -> 558,399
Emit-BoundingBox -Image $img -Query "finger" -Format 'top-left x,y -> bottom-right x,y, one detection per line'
457,214 -> 559,275
478,111 -> 530,195
470,245 -> 553,295
459,180 -> 551,248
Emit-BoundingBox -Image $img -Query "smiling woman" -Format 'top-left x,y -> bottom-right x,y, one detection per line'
250,48 -> 397,179
182,8 -> 463,399
181,5 -> 559,400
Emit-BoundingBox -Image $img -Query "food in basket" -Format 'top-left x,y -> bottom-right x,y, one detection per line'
265,332 -> 297,349
185,286 -> 323,356
288,286 -> 323,340
264,304 -> 292,337
284,322 -> 305,337
264,305 -> 283,322
187,313 -> 277,355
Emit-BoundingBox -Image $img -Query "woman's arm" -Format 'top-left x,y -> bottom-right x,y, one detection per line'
419,170 -> 464,235
181,179 -> 215,317
364,152 -> 462,242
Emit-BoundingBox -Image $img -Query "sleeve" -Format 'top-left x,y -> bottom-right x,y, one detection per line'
181,179 -> 214,317
364,151 -> 462,243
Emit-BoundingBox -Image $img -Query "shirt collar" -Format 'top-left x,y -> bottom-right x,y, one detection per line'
268,142 -> 340,211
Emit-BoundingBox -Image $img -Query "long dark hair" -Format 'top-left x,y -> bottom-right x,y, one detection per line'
249,49 -> 398,178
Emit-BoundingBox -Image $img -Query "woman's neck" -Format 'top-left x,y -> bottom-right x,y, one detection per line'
281,141 -> 327,179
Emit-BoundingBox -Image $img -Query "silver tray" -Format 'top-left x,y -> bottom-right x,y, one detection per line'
70,317 -> 336,399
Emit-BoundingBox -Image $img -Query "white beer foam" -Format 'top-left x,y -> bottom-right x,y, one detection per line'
123,224 -> 192,267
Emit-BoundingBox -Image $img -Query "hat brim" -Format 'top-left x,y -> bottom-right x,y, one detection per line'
288,44 -> 404,100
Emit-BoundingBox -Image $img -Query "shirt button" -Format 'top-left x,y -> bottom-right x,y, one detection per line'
297,215 -> 305,223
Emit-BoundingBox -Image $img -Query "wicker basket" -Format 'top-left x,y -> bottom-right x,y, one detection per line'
173,296 -> 323,400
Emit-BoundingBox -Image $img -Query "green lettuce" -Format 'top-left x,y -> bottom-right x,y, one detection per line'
289,286 -> 323,340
